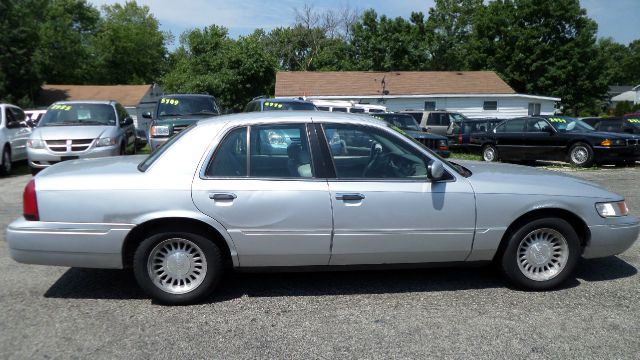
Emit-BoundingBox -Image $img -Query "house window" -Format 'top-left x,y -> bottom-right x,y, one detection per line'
483,101 -> 498,111
528,103 -> 541,116
424,101 -> 436,111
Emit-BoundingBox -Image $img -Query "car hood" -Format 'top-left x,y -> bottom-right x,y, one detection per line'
32,125 -> 114,140
406,130 -> 446,140
153,116 -> 212,126
454,160 -> 621,200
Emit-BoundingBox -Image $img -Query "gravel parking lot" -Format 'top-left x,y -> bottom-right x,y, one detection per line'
1,163 -> 638,359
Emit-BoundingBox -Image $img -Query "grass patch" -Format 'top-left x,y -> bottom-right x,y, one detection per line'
449,151 -> 482,161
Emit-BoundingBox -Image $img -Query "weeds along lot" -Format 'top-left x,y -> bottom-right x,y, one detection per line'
0,161 -> 638,359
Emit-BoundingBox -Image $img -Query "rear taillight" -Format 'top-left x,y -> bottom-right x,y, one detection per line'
458,134 -> 463,144
23,179 -> 39,221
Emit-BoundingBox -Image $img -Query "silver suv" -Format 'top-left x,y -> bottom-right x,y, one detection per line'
400,110 -> 468,136
27,101 -> 136,174
0,104 -> 31,175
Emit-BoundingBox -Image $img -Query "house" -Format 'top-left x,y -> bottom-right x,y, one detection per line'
36,84 -> 163,131
611,85 -> 640,105
275,71 -> 560,118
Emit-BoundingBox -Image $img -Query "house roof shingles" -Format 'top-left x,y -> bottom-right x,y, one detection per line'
38,84 -> 152,107
275,71 -> 516,97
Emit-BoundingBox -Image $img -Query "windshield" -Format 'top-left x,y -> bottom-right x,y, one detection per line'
263,101 -> 317,111
39,103 -> 116,126
547,116 -> 594,132
158,96 -> 219,117
386,123 -> 471,177
375,114 -> 421,131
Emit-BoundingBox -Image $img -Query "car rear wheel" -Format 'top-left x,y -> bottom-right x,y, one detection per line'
133,231 -> 222,305
500,218 -> 580,290
568,142 -> 594,167
1,147 -> 11,175
482,144 -> 498,162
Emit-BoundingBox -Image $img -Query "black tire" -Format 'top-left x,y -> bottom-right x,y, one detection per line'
568,142 -> 594,167
119,143 -> 126,156
482,144 -> 498,162
500,217 -> 580,290
0,146 -> 11,176
133,231 -> 223,305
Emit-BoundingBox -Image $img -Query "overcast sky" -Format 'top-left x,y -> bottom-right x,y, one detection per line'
89,0 -> 640,47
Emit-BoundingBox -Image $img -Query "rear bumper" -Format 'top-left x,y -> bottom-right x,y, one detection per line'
584,216 -> 640,258
6,217 -> 133,268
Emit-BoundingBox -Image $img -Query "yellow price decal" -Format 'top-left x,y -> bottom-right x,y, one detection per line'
628,118 -> 640,123
51,105 -> 72,111
264,102 -> 283,108
160,98 -> 180,105
548,117 -> 566,123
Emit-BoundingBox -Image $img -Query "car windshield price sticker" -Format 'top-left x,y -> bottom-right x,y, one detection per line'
628,118 -> 640,123
264,102 -> 283,109
160,98 -> 180,105
548,117 -> 567,123
51,105 -> 72,111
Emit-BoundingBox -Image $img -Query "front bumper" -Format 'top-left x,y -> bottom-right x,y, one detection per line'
593,146 -> 640,163
583,215 -> 640,258
28,145 -> 120,169
148,136 -> 169,151
6,217 -> 133,268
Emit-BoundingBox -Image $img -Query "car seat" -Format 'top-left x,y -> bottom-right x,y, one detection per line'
287,143 -> 312,177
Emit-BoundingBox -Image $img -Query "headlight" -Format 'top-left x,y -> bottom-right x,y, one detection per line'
27,139 -> 44,149
96,137 -> 117,147
150,125 -> 170,137
595,201 -> 629,217
600,139 -> 626,146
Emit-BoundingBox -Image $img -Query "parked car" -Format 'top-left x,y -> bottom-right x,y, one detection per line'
311,99 -> 387,113
0,104 -> 31,175
145,94 -> 221,150
244,97 -> 317,112
582,116 -> 640,135
400,110 -> 468,136
446,118 -> 502,151
371,113 -> 450,157
7,111 -> 639,305
472,116 -> 640,167
27,101 -> 136,175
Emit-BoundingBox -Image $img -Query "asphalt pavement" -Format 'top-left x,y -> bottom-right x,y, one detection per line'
0,164 -> 638,359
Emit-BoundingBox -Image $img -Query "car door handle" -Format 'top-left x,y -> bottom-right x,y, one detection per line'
336,193 -> 365,201
209,193 -> 237,201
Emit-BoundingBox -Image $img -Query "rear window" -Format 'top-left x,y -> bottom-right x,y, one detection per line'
138,124 -> 195,172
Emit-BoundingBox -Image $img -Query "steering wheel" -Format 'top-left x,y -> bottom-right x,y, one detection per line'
362,142 -> 388,177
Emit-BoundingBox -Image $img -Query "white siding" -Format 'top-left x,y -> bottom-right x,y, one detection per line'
317,95 -> 557,119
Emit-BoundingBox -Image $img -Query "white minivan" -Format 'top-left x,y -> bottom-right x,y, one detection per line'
0,104 -> 31,175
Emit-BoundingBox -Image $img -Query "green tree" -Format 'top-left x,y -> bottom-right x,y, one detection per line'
350,10 -> 430,71
89,1 -> 169,84
467,0 -> 606,115
162,27 -> 277,111
34,0 -> 100,84
425,0 -> 483,70
0,0 -> 41,106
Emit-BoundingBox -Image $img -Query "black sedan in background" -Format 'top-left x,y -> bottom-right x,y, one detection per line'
582,116 -> 640,135
471,116 -> 640,167
372,113 -> 450,158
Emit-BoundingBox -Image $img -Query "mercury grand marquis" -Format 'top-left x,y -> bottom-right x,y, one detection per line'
7,112 -> 640,305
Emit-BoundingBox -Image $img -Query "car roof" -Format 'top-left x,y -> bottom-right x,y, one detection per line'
163,94 -> 214,98
256,98 -> 313,103
197,110 -> 387,130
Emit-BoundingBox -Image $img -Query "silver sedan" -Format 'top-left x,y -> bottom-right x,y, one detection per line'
7,112 -> 640,305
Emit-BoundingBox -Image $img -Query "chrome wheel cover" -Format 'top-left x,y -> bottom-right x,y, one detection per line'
147,238 -> 208,294
2,150 -> 10,173
570,146 -> 589,165
517,228 -> 569,281
483,146 -> 496,162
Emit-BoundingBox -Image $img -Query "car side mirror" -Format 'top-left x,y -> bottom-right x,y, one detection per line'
142,111 -> 152,119
121,117 -> 133,126
428,160 -> 445,181
26,119 -> 36,128
6,120 -> 20,129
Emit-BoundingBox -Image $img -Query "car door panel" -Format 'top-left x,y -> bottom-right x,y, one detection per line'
328,180 -> 476,265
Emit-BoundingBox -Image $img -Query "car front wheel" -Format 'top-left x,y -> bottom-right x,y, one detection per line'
568,142 -> 594,167
482,144 -> 498,162
500,218 -> 580,290
133,231 -> 222,305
